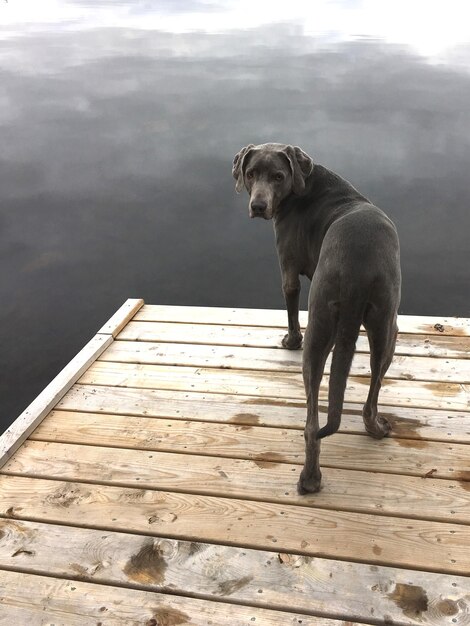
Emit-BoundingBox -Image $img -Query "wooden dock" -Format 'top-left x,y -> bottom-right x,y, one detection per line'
0,299 -> 469,625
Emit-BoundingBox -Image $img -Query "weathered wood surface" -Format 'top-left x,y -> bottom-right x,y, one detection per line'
1,304 -> 469,624
79,361 -> 470,410
9,439 -> 470,523
101,338 -> 470,382
119,320 -> 470,358
135,304 -> 470,336
29,414 -> 470,483
0,570 -> 355,626
59,384 -> 470,442
1,518 -> 467,626
1,475 -> 470,576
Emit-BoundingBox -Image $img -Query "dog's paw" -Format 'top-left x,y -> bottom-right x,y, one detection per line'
282,332 -> 303,350
365,415 -> 392,439
297,470 -> 322,495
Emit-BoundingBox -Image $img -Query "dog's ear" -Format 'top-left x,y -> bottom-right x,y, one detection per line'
282,146 -> 314,195
232,144 -> 255,193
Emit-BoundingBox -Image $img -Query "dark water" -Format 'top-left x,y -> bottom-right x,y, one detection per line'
1,2 -> 470,433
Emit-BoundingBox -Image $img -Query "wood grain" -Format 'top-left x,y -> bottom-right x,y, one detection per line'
0,569 -> 349,626
135,305 -> 470,336
78,361 -> 470,410
58,384 -> 470,442
8,439 -> 470,523
101,339 -> 470,383
119,320 -> 470,357
1,475 -> 469,575
0,518 -> 467,626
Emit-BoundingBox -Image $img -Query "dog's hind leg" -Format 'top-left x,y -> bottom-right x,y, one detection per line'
298,310 -> 336,494
362,310 -> 398,438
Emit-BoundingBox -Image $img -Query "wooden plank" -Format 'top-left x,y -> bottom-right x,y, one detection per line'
1,475 -> 469,575
0,570 -> 350,626
78,361 -> 470,411
8,439 -> 470,522
135,304 -> 470,336
59,385 -> 470,443
97,297 -> 144,337
100,339 -> 470,383
0,334 -> 113,469
1,519 -> 468,626
118,320 -> 470,358
30,413 -> 470,483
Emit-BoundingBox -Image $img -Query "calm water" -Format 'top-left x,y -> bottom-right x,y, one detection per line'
1,1 -> 470,432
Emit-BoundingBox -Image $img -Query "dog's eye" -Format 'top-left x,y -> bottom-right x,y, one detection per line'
246,171 -> 254,179
274,173 -> 284,182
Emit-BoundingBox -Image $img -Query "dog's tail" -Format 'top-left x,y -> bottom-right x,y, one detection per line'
316,299 -> 365,440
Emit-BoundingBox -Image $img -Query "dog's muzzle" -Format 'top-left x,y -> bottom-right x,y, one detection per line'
250,199 -> 269,219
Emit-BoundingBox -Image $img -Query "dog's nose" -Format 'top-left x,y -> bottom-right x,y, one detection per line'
250,200 -> 267,214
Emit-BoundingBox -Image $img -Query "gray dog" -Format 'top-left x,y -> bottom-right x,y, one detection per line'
233,143 -> 401,494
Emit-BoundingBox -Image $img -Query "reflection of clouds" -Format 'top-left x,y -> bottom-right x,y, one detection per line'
0,20 -> 469,428
2,0 -> 470,59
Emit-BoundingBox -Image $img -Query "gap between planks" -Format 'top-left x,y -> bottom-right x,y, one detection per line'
117,320 -> 470,359
1,474 -> 470,576
0,518 -> 468,626
77,361 -> 470,411
100,339 -> 470,383
134,305 -> 470,336
0,569 -> 354,626
28,412 -> 470,481
6,439 -> 470,524
58,385 -> 470,443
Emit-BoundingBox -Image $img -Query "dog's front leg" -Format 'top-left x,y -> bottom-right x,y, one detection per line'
281,276 -> 303,350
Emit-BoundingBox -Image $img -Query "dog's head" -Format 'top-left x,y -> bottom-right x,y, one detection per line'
232,143 -> 314,219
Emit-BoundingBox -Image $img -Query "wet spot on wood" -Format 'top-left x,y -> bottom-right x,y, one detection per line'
423,382 -> 460,396
372,545 -> 382,556
388,416 -> 428,449
217,575 -> 253,595
253,451 -> 286,468
149,607 -> 189,626
396,438 -> 428,449
387,583 -> 429,618
124,539 -> 167,585
436,599 -> 459,616
243,398 -> 304,408
230,413 -> 260,426
456,470 -> 470,491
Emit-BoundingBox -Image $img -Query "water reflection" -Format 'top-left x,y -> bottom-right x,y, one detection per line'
1,1 -> 469,430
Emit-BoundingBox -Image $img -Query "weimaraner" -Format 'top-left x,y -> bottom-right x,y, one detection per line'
233,143 -> 401,494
